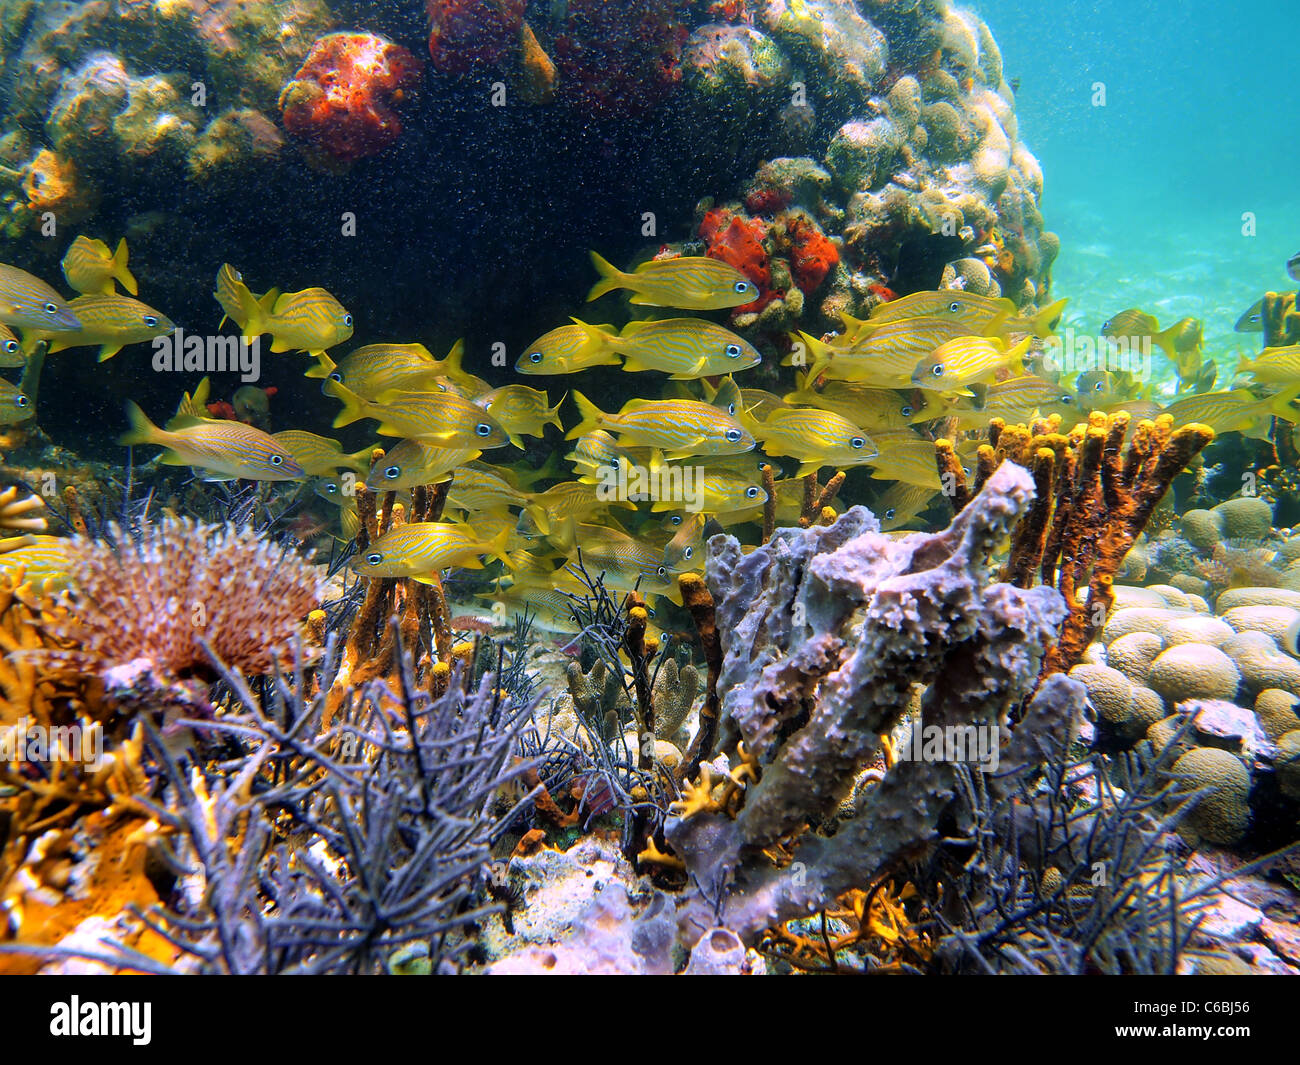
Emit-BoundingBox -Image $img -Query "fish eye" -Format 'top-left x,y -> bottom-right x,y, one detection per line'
949,301 -> 960,312
2,341 -> 16,354
901,405 -> 913,417
343,314 -> 354,327
528,351 -> 543,363
656,566 -> 667,576
725,428 -> 742,442
931,364 -> 944,377
43,302 -> 57,315
366,552 -> 382,566
1102,319 -> 1112,330
385,465 -> 401,479
733,281 -> 751,294
669,515 -> 682,526
475,423 -> 492,437
962,465 -> 971,476
324,482 -> 338,494
725,343 -> 742,358
1093,381 -> 1105,391
885,508 -> 896,520
850,436 -> 865,449
745,486 -> 760,498
683,547 -> 693,560
1060,395 -> 1073,404
270,454 -> 284,465
14,394 -> 28,407
142,315 -> 158,328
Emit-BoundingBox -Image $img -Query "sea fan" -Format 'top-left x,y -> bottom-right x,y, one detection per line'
36,516 -> 323,682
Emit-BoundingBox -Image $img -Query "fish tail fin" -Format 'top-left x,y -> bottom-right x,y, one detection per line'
546,393 -> 566,430
118,401 -> 162,447
586,251 -> 626,302
322,378 -> 370,429
1006,336 -> 1033,374
112,238 -> 138,296
304,352 -> 335,380
343,446 -> 374,475
1031,298 -> 1068,337
1152,324 -> 1180,360
485,525 -> 513,568
512,448 -> 564,489
1269,384 -> 1300,421
440,338 -> 470,385
788,331 -> 831,379
565,391 -> 605,440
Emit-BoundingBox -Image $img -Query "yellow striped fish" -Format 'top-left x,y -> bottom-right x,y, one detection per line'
753,407 -> 879,477
445,463 -> 545,527
476,384 -> 563,447
647,466 -> 767,514
0,323 -> 24,367
1160,386 -> 1300,440
784,375 -> 937,430
364,439 -> 478,491
863,429 -> 946,489
1235,346 -> 1300,385
0,263 -> 80,331
552,521 -> 677,598
911,335 -> 1031,392
945,376 -> 1082,431
516,318 -> 620,374
567,430 -> 656,483
119,403 -> 305,481
526,480 -> 636,525
851,290 -> 1016,333
352,522 -> 512,582
588,251 -> 759,310
306,342 -> 443,397
325,379 -> 510,448
794,316 -> 979,385
0,378 -> 32,424
873,481 -> 939,531
567,392 -> 755,460
61,236 -> 138,296
28,293 -> 174,361
272,431 -> 372,477
216,264 -> 352,356
0,534 -> 74,592
1100,309 -> 1182,359
609,318 -> 761,378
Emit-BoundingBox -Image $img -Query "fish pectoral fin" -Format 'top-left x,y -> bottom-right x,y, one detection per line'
620,356 -> 651,372
269,337 -> 294,353
408,573 -> 441,585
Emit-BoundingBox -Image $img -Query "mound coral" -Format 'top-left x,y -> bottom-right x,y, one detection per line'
280,34 -> 422,166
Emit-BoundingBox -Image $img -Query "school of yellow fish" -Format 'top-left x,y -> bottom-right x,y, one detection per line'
1,237 -> 1297,629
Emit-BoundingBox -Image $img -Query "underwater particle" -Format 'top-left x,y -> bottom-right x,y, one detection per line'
1168,747 -> 1251,845
1146,643 -> 1240,704
426,0 -> 525,75
280,33 -> 423,166
34,516 -> 324,683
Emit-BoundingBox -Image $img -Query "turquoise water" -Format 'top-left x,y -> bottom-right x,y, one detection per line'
978,0 -> 1299,380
